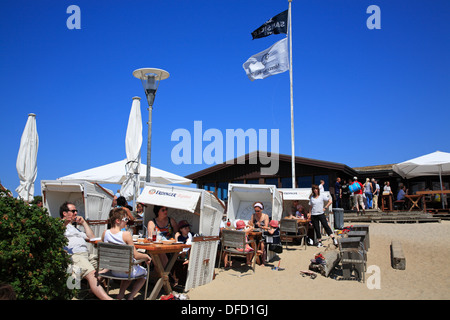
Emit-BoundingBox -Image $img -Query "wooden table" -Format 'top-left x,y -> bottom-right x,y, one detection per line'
416,190 -> 450,212
296,218 -> 311,225
404,194 -> 423,211
247,230 -> 262,251
382,194 -> 393,212
134,242 -> 191,300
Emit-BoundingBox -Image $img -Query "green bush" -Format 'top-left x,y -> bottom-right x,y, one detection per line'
0,189 -> 74,300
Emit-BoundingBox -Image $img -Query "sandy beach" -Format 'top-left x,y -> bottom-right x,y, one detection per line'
186,221 -> 450,300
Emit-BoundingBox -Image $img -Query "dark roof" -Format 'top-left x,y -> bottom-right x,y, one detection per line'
353,164 -> 395,172
352,163 -> 399,179
185,151 -> 357,181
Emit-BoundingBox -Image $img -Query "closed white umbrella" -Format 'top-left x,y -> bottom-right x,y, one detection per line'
393,150 -> 450,208
16,113 -> 39,202
120,97 -> 143,203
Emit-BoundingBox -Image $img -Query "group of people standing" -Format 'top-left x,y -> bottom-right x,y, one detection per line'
334,177 -> 381,214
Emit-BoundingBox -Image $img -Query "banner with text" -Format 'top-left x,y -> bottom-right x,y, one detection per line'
242,37 -> 289,81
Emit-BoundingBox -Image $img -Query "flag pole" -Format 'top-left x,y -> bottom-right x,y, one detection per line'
288,0 -> 296,188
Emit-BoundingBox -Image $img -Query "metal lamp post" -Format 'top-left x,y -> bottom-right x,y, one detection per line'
132,68 -> 170,182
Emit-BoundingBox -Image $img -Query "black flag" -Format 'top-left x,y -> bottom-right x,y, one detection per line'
251,10 -> 288,40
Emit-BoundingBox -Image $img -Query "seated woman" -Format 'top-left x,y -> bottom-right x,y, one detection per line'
224,220 -> 254,269
101,207 -> 151,300
285,201 -> 306,220
113,196 -> 135,232
147,205 -> 178,267
248,202 -> 270,230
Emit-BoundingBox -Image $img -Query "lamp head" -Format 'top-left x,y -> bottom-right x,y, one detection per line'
132,68 -> 169,107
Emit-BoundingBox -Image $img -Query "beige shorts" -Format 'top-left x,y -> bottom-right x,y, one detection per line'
355,194 -> 365,209
71,252 -> 97,279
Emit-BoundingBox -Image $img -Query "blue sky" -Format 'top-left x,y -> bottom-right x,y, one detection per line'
1,0 -> 449,197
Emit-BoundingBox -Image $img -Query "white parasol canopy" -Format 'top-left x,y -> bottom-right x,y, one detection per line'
393,150 -> 450,209
392,151 -> 450,178
120,97 -> 143,201
57,159 -> 192,186
16,113 -> 39,202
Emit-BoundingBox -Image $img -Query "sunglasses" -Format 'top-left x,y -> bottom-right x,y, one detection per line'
122,217 -> 129,222
68,209 -> 78,213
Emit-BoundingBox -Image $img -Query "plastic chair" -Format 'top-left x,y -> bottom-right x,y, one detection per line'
96,242 -> 148,297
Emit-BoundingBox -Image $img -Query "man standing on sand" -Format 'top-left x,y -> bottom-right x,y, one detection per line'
61,201 -> 113,300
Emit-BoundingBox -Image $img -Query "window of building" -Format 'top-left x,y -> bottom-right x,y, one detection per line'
217,182 -> 228,200
281,177 -> 292,188
203,182 -> 215,193
265,178 -> 278,186
314,175 -> 329,190
297,176 -> 312,188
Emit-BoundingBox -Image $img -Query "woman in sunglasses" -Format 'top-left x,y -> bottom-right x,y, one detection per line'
147,205 -> 179,267
147,205 -> 179,241
101,207 -> 151,300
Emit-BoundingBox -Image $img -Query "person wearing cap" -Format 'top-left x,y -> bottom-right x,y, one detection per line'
248,202 -> 270,230
172,220 -> 194,287
175,220 -> 194,248
223,220 -> 254,269
258,219 -> 280,265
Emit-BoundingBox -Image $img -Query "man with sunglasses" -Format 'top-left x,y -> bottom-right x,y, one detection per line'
60,201 -> 113,300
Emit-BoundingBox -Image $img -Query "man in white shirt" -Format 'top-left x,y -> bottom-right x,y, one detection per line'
372,179 -> 380,210
319,180 -> 325,194
61,201 -> 113,300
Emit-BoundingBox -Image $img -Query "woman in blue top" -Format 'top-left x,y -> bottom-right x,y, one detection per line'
307,184 -> 338,248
